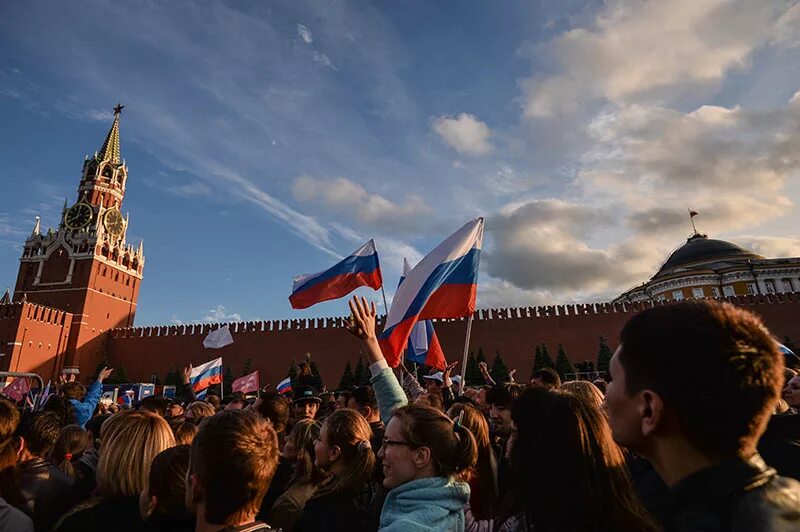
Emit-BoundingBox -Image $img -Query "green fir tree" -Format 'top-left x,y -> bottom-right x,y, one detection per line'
105,364 -> 128,385
490,352 -> 510,383
241,358 -> 253,377
597,336 -> 613,374
540,344 -> 555,369
164,367 -> 179,386
339,361 -> 355,390
532,345 -> 545,377
308,357 -> 324,389
465,352 -> 484,386
288,361 -> 299,387
353,357 -> 368,386
476,347 -> 486,365
223,366 -> 234,396
555,344 -> 574,378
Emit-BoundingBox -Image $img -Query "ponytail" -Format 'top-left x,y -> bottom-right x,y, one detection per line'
393,404 -> 478,478
313,409 -> 375,498
51,425 -> 90,479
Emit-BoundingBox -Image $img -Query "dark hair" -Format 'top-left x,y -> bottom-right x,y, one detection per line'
503,387 -> 656,531
314,409 -> 375,498
148,445 -> 192,521
392,404 -> 477,478
172,421 -> 198,445
0,400 -> 21,508
51,425 -> 90,477
60,382 -> 86,401
531,368 -> 561,389
619,300 -> 783,459
42,395 -> 77,426
190,410 -> 279,526
254,393 -> 289,433
349,386 -> 377,411
205,394 -> 221,409
86,413 -> 112,447
139,396 -> 169,417
448,403 -> 498,519
592,380 -> 607,395
485,382 -> 522,409
15,412 -> 62,457
286,418 -> 325,485
423,391 -> 445,412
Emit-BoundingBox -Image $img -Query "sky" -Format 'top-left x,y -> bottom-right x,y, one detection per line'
1,0 -> 799,326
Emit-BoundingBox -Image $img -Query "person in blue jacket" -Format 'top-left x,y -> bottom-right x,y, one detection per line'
345,296 -> 478,532
60,367 -> 114,427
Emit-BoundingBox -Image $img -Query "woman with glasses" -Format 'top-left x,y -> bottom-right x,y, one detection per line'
346,296 -> 477,532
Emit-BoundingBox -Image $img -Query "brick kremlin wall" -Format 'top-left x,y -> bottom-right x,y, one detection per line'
106,293 -> 800,388
0,302 -> 73,381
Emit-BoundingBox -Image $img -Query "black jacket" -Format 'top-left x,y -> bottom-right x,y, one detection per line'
19,457 -> 77,531
759,412 -> 800,481
294,482 -> 380,532
54,497 -> 149,532
664,454 -> 800,531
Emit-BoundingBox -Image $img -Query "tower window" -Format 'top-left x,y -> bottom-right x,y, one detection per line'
672,290 -> 684,301
691,287 -> 704,298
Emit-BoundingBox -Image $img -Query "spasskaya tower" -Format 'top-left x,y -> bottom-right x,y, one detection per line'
13,105 -> 145,377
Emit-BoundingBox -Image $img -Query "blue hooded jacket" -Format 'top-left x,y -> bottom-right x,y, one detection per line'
69,381 -> 102,427
379,476 -> 470,532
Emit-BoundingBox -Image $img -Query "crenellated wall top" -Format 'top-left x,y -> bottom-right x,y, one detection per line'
107,292 -> 800,340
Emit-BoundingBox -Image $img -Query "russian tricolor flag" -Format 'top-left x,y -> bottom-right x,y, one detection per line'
379,218 -> 484,369
289,240 -> 383,310
190,357 -> 223,393
399,258 -> 445,368
277,377 -> 292,395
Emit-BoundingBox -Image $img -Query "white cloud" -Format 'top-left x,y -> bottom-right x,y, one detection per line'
432,113 -> 492,156
297,23 -> 313,44
735,235 -> 800,258
312,51 -> 337,70
522,0 -> 790,117
203,305 -> 242,323
292,175 -> 432,231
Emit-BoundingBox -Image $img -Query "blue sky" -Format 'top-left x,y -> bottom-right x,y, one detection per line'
1,0 -> 799,326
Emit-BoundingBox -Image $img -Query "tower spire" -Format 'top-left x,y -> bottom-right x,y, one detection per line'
98,104 -> 124,164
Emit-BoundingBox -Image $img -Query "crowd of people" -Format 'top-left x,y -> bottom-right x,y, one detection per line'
0,297 -> 799,531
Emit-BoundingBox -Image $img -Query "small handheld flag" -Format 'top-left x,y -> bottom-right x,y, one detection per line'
290,240 -> 383,310
277,377 -> 292,395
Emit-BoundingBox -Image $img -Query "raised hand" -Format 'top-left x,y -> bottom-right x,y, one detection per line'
182,364 -> 193,384
443,360 -> 459,378
97,367 -> 114,383
345,296 -> 377,341
509,368 -> 517,382
478,361 -> 489,375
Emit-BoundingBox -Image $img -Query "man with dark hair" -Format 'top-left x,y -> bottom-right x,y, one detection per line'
530,367 -> 561,390
186,410 -> 279,531
290,385 -> 321,421
348,385 -> 384,450
253,392 -> 293,519
486,382 -> 522,440
16,412 -> 76,530
139,396 -> 168,417
60,366 -> 113,427
606,300 -> 800,529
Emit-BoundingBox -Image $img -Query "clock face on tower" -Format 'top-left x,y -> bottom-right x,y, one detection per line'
64,202 -> 93,230
104,208 -> 124,236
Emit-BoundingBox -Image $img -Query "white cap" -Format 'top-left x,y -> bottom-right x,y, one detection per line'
422,372 -> 444,382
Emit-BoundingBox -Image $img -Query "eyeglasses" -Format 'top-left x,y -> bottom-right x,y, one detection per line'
381,437 -> 416,448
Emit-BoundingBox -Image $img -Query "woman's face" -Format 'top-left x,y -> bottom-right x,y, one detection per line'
314,423 -> 336,468
783,376 -> 800,407
282,438 -> 298,460
378,416 -> 420,490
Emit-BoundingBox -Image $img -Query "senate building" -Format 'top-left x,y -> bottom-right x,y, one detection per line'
1,109 -> 799,388
614,233 -> 800,304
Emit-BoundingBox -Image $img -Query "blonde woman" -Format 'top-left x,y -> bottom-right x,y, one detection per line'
55,410 -> 176,532
560,380 -> 605,411
184,401 -> 216,424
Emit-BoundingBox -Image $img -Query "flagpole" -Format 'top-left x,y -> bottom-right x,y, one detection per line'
458,313 -> 474,396
688,208 -> 697,235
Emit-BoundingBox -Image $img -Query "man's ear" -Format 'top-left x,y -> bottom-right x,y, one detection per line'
362,406 -> 373,419
413,446 -> 432,470
145,495 -> 158,519
639,390 -> 664,437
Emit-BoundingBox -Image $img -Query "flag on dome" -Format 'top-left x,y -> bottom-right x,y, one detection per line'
379,218 -> 484,369
399,258 -> 445,368
289,239 -> 383,310
203,325 -> 234,349
232,370 -> 260,394
190,357 -> 223,393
